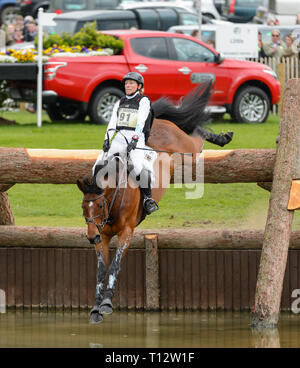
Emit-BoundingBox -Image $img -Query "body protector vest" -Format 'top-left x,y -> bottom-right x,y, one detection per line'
116,94 -> 154,143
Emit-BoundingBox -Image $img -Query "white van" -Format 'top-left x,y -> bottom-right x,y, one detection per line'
254,0 -> 300,25
118,0 -> 223,20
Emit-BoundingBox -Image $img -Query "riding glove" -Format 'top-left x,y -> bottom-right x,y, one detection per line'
127,135 -> 139,153
102,139 -> 110,152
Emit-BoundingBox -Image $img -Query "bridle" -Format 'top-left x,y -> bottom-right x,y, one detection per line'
82,193 -> 109,234
82,156 -> 127,235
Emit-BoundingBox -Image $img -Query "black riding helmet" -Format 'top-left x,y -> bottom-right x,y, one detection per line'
122,72 -> 144,87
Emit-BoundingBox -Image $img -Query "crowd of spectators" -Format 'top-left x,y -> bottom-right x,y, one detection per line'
1,14 -> 38,46
259,28 -> 299,60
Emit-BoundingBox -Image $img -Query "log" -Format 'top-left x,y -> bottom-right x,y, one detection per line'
252,79 -> 300,329
0,184 -> 15,225
0,147 -> 276,184
2,226 -> 300,249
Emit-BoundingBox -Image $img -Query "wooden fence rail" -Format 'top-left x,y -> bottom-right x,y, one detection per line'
2,226 -> 300,249
0,147 -> 276,184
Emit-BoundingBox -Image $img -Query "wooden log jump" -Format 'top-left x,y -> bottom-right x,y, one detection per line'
2,226 -> 300,249
0,147 -> 276,184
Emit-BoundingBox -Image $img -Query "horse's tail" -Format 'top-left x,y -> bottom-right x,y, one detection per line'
152,77 -> 214,135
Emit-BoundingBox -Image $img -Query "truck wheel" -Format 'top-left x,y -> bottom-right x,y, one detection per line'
232,86 -> 270,124
46,101 -> 86,121
89,87 -> 123,124
1,6 -> 19,25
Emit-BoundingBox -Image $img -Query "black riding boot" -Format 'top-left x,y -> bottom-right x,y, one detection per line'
139,169 -> 159,215
205,131 -> 234,147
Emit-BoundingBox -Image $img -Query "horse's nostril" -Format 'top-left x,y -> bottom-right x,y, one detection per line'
94,235 -> 102,244
86,234 -> 102,244
86,235 -> 95,244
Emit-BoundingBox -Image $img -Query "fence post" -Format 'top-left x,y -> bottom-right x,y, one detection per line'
144,234 -> 160,310
251,79 -> 300,328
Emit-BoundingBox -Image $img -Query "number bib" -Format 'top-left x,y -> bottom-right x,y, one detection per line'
116,107 -> 138,129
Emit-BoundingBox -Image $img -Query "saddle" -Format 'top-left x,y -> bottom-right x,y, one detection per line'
93,155 -> 152,226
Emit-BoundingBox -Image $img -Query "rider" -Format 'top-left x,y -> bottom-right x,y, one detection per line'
93,72 -> 158,215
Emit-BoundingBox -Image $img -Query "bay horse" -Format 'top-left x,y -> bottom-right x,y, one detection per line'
77,79 -> 233,323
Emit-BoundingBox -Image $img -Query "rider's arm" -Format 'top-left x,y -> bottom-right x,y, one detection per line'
134,97 -> 151,138
106,100 -> 120,141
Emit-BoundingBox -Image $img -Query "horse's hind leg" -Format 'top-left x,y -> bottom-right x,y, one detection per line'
99,227 -> 133,315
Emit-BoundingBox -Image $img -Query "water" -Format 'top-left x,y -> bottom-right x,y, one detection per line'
0,310 -> 300,348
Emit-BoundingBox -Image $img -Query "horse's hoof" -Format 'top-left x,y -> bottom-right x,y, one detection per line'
99,298 -> 113,315
90,312 -> 103,324
99,305 -> 113,315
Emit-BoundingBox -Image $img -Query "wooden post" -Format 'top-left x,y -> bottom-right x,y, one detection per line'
0,184 -> 15,225
251,79 -> 300,328
145,234 -> 160,310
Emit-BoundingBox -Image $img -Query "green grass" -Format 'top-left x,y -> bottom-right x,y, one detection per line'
2,110 -> 299,229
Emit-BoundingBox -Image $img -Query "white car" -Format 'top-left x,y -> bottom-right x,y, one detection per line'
119,0 -> 222,19
254,0 -> 300,25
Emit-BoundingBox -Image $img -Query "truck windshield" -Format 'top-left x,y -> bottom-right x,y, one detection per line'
50,0 -> 120,11
45,20 -> 77,36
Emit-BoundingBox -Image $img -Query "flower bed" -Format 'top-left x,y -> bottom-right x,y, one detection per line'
0,45 -> 114,63
0,22 -> 123,63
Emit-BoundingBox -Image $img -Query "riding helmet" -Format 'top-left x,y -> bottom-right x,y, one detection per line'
122,72 -> 144,87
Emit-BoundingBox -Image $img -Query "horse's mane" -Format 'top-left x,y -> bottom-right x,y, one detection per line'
152,78 -> 214,135
77,175 -> 103,194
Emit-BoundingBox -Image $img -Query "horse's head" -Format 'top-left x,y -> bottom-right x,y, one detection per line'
77,175 -> 108,245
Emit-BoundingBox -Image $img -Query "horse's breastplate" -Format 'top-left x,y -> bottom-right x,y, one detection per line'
116,97 -> 139,131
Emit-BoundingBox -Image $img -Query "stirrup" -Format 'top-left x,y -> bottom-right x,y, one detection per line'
143,198 -> 159,215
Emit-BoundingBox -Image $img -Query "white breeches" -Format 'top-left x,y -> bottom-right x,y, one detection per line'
93,131 -> 157,183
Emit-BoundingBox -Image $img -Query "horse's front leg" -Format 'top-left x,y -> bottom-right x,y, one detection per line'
90,236 -> 110,324
99,227 -> 133,315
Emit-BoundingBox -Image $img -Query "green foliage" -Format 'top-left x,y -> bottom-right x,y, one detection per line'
0,81 -> 9,107
42,22 -> 124,54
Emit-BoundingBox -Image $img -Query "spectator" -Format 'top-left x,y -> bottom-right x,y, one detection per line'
263,29 -> 286,58
191,29 -> 199,38
296,13 -> 300,25
206,39 -> 215,49
282,34 -> 298,58
23,21 -> 38,42
267,18 -> 276,26
23,15 -> 34,38
13,27 -> 24,43
258,31 -> 267,59
14,14 -> 24,33
3,23 -> 15,46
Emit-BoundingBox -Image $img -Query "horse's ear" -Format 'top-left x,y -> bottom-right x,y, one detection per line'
77,179 -> 85,193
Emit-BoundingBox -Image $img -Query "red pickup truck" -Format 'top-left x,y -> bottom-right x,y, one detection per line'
8,30 -> 281,124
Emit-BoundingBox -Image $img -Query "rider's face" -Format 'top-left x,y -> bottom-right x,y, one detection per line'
125,79 -> 139,95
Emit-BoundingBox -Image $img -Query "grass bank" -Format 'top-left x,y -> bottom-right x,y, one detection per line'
1,110 -> 298,230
